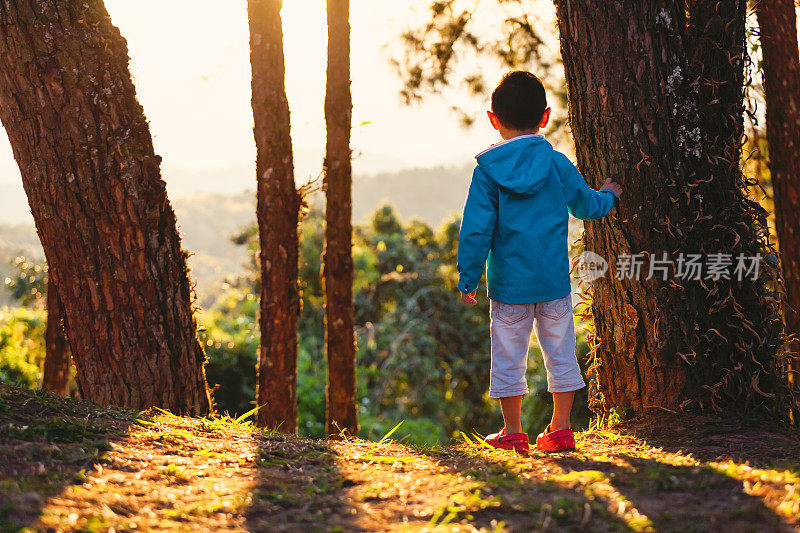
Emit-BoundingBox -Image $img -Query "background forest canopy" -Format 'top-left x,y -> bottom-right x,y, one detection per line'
0,0 -> 799,445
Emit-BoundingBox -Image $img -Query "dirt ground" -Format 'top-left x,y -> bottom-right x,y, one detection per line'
1,385 -> 798,532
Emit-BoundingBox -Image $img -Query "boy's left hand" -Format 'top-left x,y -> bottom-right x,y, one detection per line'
601,178 -> 623,198
461,291 -> 477,305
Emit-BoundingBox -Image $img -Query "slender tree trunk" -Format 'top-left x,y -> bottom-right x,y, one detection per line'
0,0 -> 211,415
554,0 -> 794,420
248,0 -> 300,433
42,275 -> 71,396
755,0 -> 800,377
324,0 -> 358,437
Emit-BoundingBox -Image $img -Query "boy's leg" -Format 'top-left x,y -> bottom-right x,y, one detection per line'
489,300 -> 536,432
499,395 -> 523,434
532,295 -> 585,431
550,391 -> 574,432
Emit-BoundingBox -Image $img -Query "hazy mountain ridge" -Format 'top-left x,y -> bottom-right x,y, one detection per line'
351,164 -> 471,225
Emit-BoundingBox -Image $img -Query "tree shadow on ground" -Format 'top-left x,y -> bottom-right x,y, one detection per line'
245,433 -> 362,532
414,422 -> 798,532
547,451 -> 792,531
415,446 -> 643,531
0,384 -> 139,531
613,412 -> 800,469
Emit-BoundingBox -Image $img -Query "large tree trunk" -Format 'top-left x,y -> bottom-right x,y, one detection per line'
323,0 -> 358,437
755,0 -> 800,378
0,0 -> 211,415
42,276 -> 71,396
554,0 -> 795,420
248,0 -> 300,433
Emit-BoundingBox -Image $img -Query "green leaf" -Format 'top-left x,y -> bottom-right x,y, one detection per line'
472,432 -> 494,450
234,404 -> 263,424
377,420 -> 405,444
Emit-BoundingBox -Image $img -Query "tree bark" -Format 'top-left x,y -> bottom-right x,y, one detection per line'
248,0 -> 300,433
755,0 -> 800,377
324,0 -> 358,437
42,275 -> 71,396
0,0 -> 211,415
554,0 -> 794,420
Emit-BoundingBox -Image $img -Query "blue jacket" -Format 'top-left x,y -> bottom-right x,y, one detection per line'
457,134 -> 618,304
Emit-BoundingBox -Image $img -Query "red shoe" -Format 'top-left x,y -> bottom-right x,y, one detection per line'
484,428 -> 530,454
536,425 -> 575,452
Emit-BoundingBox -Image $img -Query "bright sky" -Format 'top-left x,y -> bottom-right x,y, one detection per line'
0,0 -> 518,207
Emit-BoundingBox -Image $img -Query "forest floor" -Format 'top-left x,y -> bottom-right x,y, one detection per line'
1,385 -> 799,532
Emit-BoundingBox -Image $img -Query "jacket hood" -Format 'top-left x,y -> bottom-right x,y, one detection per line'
475,134 -> 554,196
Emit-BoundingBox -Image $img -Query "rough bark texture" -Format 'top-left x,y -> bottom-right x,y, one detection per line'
324,0 -> 358,437
756,0 -> 800,376
248,0 -> 300,433
555,0 -> 795,420
42,275 -> 71,396
0,1 -> 211,414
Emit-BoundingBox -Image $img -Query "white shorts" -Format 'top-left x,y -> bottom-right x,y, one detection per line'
489,294 -> 586,397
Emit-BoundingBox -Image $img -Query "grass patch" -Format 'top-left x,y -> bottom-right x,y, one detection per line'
550,469 -> 608,484
5,417 -> 109,443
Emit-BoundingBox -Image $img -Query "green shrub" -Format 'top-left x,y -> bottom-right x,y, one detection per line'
0,307 -> 46,388
3,256 -> 47,307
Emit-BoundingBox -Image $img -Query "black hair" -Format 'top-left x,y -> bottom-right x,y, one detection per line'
490,71 -> 547,130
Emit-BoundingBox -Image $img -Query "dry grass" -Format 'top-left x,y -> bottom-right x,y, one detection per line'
1,385 -> 798,532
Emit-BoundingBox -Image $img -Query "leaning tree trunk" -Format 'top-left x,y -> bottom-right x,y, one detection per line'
323,0 -> 358,437
248,0 -> 301,433
755,0 -> 800,378
554,0 -> 795,420
0,0 -> 211,414
42,275 -> 71,396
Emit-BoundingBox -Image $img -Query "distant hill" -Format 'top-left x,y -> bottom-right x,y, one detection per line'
351,164 -> 471,226
172,191 -> 255,307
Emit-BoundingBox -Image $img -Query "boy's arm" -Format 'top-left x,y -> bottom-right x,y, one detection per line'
555,153 -> 621,220
457,166 -> 498,300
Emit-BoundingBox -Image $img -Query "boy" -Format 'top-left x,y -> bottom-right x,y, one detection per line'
457,71 -> 622,454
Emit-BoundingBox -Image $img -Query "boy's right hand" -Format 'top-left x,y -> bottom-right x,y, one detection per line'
601,178 -> 623,198
461,291 -> 477,305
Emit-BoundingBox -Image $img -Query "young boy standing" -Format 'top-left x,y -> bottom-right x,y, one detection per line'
458,71 -> 622,454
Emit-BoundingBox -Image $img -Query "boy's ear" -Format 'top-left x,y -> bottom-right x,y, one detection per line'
487,110 -> 501,131
539,107 -> 552,129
